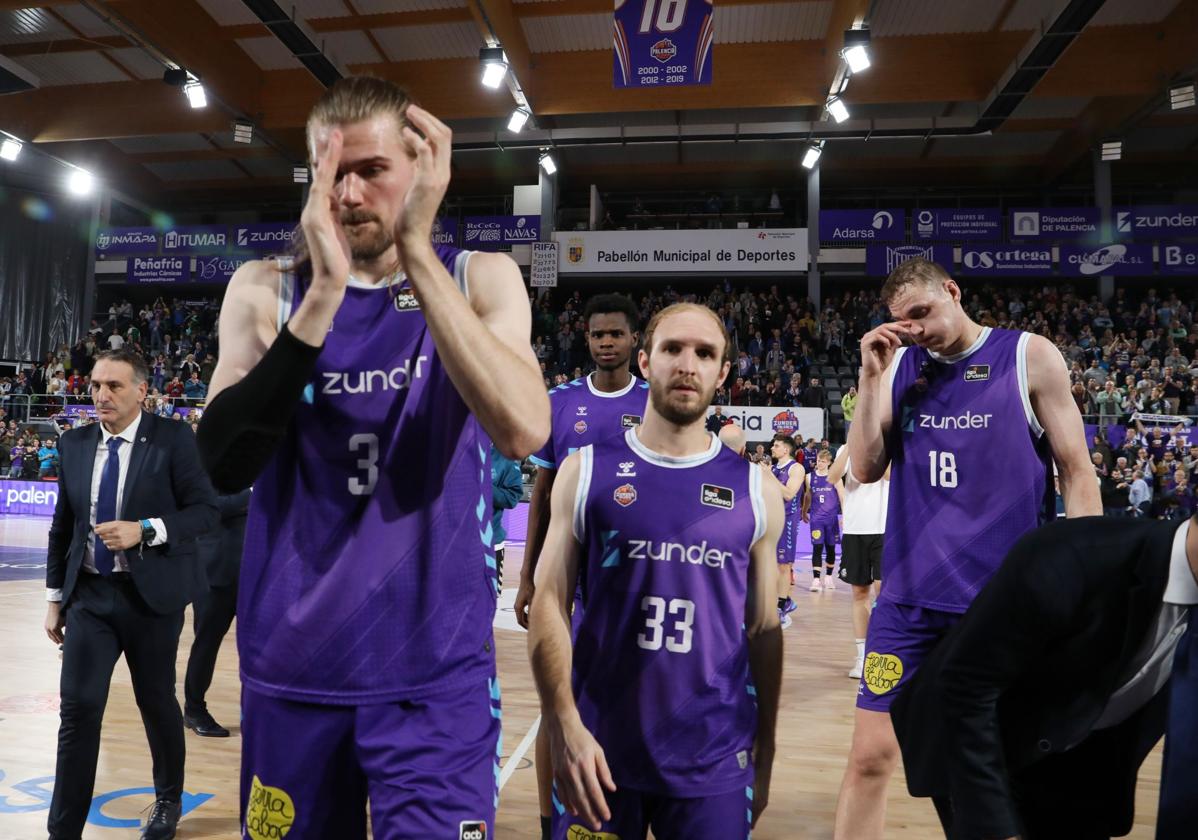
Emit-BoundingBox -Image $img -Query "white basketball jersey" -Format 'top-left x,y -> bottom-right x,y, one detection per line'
842,456 -> 889,535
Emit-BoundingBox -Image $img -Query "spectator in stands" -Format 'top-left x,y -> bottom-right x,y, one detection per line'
801,376 -> 826,409
107,327 -> 125,351
1095,381 -> 1123,427
705,406 -> 731,434
184,373 -> 208,402
1101,467 -> 1130,516
1128,469 -> 1151,516
20,443 -> 39,479
841,386 -> 857,434
38,438 -> 58,479
166,376 -> 184,400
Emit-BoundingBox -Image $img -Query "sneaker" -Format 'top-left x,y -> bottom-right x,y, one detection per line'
824,576 -> 837,591
848,660 -> 863,679
780,612 -> 793,629
781,597 -> 798,616
809,578 -> 822,592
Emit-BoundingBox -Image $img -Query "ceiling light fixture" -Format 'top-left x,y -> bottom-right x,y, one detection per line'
508,107 -> 531,133
1101,140 -> 1122,162
1170,81 -> 1195,110
826,96 -> 850,124
842,28 -> 871,74
479,47 -> 508,90
0,138 -> 21,162
801,143 -> 823,170
539,151 -> 557,175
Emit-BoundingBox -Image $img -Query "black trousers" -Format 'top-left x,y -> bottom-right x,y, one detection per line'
183,581 -> 237,715
49,573 -> 185,840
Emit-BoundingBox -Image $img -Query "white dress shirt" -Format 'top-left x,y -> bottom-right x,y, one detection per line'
1094,519 -> 1198,728
46,412 -> 167,602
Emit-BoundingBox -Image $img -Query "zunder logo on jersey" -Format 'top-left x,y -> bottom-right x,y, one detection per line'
700,483 -> 735,510
614,483 -> 637,507
246,775 -> 296,840
459,821 -> 488,840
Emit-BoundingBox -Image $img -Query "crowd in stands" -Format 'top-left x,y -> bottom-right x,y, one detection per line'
5,279 -> 1198,523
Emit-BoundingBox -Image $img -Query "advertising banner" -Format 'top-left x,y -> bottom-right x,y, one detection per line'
127,256 -> 187,284
530,241 -> 559,287
958,246 -> 1053,277
0,480 -> 59,516
161,225 -> 229,253
463,215 -> 541,250
865,244 -> 952,277
820,209 -> 904,242
555,228 -> 807,274
232,222 -> 297,253
614,0 -> 713,88
1160,243 -> 1198,276
913,208 -> 1002,241
94,227 -> 159,255
1010,207 -> 1100,241
195,255 -> 252,283
706,406 -> 825,441
1115,205 -> 1198,239
1059,243 -> 1153,276
432,217 -> 458,247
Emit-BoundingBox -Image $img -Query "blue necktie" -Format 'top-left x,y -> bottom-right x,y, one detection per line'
1158,605 -> 1196,839
93,437 -> 123,576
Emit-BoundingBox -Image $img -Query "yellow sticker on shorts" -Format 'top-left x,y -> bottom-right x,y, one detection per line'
567,828 -> 620,840
246,775 -> 295,840
811,529 -> 822,540
862,652 -> 904,695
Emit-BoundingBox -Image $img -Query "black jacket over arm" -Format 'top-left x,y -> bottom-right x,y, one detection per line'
46,412 -> 220,614
891,516 -> 1176,840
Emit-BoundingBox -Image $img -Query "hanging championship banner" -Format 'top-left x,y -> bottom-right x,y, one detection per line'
614,0 -> 713,88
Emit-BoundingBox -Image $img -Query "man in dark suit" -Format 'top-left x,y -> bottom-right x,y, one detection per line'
43,349 -> 218,840
891,514 -> 1198,840
183,489 -> 251,737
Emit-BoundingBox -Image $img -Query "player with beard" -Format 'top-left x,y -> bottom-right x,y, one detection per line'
832,258 -> 1101,840
515,293 -> 647,840
197,77 -> 549,838
529,303 -> 784,839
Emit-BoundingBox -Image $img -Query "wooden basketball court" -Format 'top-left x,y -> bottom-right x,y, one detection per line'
0,515 -> 1162,838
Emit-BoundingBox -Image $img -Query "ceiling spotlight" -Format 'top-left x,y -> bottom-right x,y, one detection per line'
233,122 -> 254,144
0,138 -> 21,162
293,166 -> 309,184
801,143 -> 823,170
826,96 -> 850,124
539,151 -> 557,175
508,107 -> 531,133
1101,140 -> 1122,162
842,28 -> 871,74
184,79 -> 206,109
479,47 -> 508,90
67,168 -> 93,196
1170,81 -> 1195,110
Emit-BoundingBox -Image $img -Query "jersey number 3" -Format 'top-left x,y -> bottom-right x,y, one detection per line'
349,433 -> 379,495
637,595 -> 695,654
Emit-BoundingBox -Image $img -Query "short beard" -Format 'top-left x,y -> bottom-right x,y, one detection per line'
341,210 -> 394,262
649,377 -> 716,426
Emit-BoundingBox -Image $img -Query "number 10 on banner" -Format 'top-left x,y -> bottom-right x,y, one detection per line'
613,0 -> 713,89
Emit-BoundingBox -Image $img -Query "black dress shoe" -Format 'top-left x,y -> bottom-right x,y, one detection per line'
184,709 -> 230,737
140,798 -> 181,840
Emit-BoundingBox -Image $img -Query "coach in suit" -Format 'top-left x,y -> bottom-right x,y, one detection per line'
43,349 -> 218,840
183,488 -> 251,737
891,515 -> 1198,840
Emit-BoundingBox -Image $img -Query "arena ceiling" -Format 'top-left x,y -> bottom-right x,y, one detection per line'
0,0 -> 1196,210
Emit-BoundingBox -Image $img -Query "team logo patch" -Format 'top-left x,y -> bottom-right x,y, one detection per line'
617,461 -> 636,477
621,414 -> 642,428
700,483 -> 734,510
862,652 -> 904,695
811,529 -> 822,541
613,483 -> 637,507
567,827 -> 621,840
459,821 -> 488,840
770,409 -> 800,436
246,775 -> 295,840
576,405 -> 588,416
964,364 -> 990,382
574,420 -> 588,434
650,38 -> 677,63
393,291 -> 420,312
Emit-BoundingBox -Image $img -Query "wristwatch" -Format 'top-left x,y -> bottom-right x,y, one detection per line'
139,518 -> 156,545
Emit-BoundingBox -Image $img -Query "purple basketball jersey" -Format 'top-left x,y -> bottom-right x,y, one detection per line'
239,247 -> 497,704
770,460 -> 802,521
884,327 -> 1054,613
529,373 -> 648,470
808,472 -> 841,521
573,428 -> 765,796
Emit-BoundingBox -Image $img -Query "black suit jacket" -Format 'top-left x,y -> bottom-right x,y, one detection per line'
197,489 -> 251,588
892,516 -> 1176,840
46,412 -> 219,614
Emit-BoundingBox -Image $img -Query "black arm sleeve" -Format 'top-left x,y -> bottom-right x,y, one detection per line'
196,324 -> 322,493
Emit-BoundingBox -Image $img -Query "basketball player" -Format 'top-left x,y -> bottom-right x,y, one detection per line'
802,449 -> 844,591
196,77 -> 549,838
528,303 -> 784,839
514,293 -> 647,840
769,433 -> 805,627
827,445 -> 889,679
832,258 -> 1101,840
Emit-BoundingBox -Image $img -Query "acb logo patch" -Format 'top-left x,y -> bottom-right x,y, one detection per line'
459,821 -> 488,840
